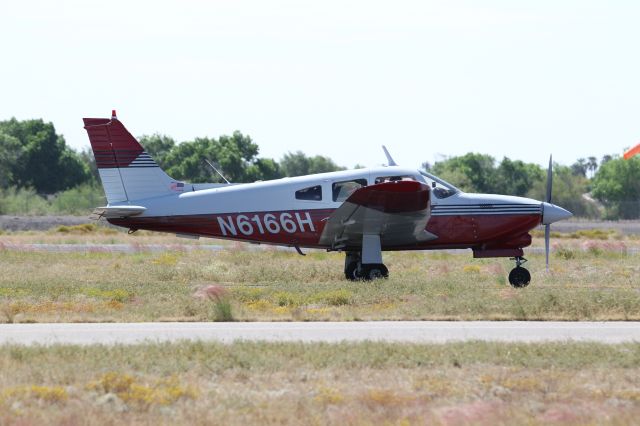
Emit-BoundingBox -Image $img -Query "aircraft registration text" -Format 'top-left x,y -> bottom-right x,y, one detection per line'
216,212 -> 316,237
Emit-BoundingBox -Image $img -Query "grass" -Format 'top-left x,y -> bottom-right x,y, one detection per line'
0,229 -> 639,322
0,341 -> 639,424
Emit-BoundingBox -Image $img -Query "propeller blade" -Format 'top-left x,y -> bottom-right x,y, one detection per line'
546,155 -> 553,204
545,224 -> 550,272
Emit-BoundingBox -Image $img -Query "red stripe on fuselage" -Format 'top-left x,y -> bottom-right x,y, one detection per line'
109,210 -> 541,253
109,209 -> 334,247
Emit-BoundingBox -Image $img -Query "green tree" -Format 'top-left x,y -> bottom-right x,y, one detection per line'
571,158 -> 588,177
494,158 -> 544,197
527,164 -> 597,218
138,134 -> 177,168
78,148 -> 99,185
163,131 -> 278,183
0,118 -> 89,193
245,158 -> 283,182
429,153 -> 497,193
591,157 -> 640,219
0,132 -> 23,187
280,152 -> 310,177
279,151 -> 344,177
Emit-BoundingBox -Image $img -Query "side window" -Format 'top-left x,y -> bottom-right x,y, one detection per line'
374,175 -> 417,184
332,179 -> 367,202
295,185 -> 322,201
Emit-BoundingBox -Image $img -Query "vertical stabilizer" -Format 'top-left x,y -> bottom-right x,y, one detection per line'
83,112 -> 183,203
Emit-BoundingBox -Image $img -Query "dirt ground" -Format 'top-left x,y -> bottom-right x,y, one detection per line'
0,215 -> 96,231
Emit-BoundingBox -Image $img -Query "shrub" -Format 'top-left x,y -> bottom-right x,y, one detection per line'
195,285 -> 234,322
314,289 -> 353,306
554,245 -> 576,260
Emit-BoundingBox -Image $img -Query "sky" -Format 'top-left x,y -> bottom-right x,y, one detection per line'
1,0 -> 639,170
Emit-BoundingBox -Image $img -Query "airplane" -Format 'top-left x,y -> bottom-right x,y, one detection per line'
84,111 -> 572,287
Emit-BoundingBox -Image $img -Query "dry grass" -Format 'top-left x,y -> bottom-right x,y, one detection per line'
0,230 -> 639,322
0,341 -> 639,424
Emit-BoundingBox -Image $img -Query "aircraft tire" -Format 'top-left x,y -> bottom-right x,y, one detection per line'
508,266 -> 531,288
361,264 -> 389,280
345,261 -> 359,280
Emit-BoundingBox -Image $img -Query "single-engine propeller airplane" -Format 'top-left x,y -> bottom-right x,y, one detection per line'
84,111 -> 572,287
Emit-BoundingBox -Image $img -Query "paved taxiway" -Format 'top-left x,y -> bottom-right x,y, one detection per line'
1,322 -> 639,345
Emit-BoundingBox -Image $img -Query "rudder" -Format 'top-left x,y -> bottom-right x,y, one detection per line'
83,111 -> 183,203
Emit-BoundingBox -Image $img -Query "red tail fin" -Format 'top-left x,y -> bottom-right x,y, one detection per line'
83,117 -> 150,168
83,112 -> 179,204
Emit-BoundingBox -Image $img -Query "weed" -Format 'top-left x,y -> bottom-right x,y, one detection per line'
1,302 -> 28,323
152,253 -> 179,266
1,385 -> 68,404
314,289 -> 353,306
55,223 -> 98,234
195,285 -> 234,322
83,288 -> 133,303
463,265 -> 481,274
315,386 -> 344,405
245,300 -> 274,311
232,287 -> 265,302
554,245 -> 576,260
88,373 -> 197,409
273,291 -> 301,307
501,375 -> 545,392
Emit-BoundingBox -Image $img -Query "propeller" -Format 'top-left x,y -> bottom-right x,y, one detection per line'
544,155 -> 552,272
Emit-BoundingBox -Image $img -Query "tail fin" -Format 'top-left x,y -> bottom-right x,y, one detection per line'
83,111 -> 184,203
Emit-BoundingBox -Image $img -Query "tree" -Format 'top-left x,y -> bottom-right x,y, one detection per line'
280,151 -> 343,177
78,147 -> 99,185
591,157 -> 640,219
587,156 -> 598,178
527,164 -> 598,218
245,158 -> 283,182
0,118 -> 90,193
162,131 -> 279,183
138,134 -> 176,168
0,132 -> 22,187
494,158 -> 544,197
570,158 -> 588,177
280,152 -> 309,177
429,153 -> 497,193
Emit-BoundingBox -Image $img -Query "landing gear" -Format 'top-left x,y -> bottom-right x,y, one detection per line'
508,256 -> 531,288
344,251 -> 389,281
344,252 -> 360,280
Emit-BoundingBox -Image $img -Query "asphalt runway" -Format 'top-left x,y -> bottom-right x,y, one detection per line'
0,321 -> 639,345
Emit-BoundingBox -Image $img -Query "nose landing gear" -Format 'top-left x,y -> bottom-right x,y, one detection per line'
508,256 -> 531,288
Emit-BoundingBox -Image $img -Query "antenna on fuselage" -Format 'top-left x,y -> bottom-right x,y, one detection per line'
204,159 -> 231,184
382,146 -> 398,166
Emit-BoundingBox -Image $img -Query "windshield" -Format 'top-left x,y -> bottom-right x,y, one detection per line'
418,171 -> 461,199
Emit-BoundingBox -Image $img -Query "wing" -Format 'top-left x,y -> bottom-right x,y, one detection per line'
319,180 -> 437,249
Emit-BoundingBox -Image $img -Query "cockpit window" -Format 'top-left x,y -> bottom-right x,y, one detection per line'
295,185 -> 322,201
332,179 -> 367,202
418,171 -> 460,199
374,175 -> 418,184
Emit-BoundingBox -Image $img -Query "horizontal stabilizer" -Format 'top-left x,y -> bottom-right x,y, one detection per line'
90,205 -> 147,220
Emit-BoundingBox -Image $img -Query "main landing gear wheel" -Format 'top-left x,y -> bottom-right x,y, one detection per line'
508,256 -> 530,288
344,252 -> 389,281
361,264 -> 389,280
345,261 -> 359,280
